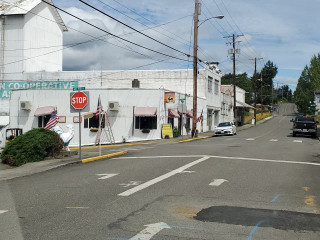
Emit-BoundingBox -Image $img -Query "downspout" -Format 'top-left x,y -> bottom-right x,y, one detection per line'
0,16 -> 5,82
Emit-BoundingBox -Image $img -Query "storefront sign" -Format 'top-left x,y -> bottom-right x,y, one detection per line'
162,124 -> 173,138
164,92 -> 175,103
0,80 -> 79,98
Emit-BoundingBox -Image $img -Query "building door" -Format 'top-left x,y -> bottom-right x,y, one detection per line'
214,111 -> 219,126
207,109 -> 213,131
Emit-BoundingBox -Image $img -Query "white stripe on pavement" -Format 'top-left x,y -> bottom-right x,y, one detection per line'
118,156 -> 211,196
270,139 -> 278,142
246,138 -> 255,141
209,179 -> 228,186
293,140 -> 302,143
0,210 -> 8,215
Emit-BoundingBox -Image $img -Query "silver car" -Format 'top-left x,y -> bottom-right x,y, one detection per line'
214,122 -> 237,136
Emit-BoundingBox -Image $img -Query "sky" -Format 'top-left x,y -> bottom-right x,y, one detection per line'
51,0 -> 320,90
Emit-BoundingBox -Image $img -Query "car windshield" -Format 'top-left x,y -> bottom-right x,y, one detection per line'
296,117 -> 315,122
218,122 -> 231,127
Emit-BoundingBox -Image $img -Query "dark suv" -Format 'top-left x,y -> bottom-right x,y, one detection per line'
291,116 -> 318,138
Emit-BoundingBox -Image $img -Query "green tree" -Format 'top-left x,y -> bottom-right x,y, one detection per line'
294,53 -> 320,114
259,60 -> 278,105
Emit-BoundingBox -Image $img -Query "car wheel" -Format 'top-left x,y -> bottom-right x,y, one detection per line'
312,133 -> 317,138
292,132 -> 296,137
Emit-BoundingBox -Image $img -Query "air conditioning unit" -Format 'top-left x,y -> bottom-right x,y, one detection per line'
20,101 -> 32,110
109,101 -> 119,111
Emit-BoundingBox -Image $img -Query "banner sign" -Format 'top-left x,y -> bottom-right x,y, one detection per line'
164,92 -> 175,103
0,80 -> 79,98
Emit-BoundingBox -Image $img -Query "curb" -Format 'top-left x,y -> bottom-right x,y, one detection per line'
176,136 -> 210,143
81,150 -> 128,164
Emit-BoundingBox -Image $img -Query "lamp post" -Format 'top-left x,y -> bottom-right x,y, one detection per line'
192,0 -> 223,137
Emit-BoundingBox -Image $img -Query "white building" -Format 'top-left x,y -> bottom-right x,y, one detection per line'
8,88 -> 207,147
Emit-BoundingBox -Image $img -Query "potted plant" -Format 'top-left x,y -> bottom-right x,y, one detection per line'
90,127 -> 99,132
173,127 -> 178,138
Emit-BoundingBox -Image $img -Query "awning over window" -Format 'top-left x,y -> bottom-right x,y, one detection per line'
236,100 -> 255,109
0,116 -> 9,127
134,107 -> 157,117
34,106 -> 55,116
168,109 -> 180,118
82,112 -> 94,119
186,110 -> 193,118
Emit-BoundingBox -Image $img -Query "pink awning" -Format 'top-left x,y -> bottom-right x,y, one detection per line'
186,110 -> 193,118
168,109 -> 180,118
34,106 -> 55,116
134,107 -> 157,117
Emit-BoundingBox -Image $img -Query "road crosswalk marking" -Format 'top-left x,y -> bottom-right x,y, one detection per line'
270,139 -> 278,142
0,210 -> 8,215
246,138 -> 255,141
293,140 -> 302,143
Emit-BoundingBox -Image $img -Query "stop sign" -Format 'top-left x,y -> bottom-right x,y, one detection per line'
71,92 -> 88,109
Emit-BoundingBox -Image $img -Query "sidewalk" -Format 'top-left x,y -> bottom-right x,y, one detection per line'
0,117 -> 271,181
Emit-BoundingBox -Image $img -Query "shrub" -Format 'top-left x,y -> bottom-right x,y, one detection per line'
1,128 -> 64,167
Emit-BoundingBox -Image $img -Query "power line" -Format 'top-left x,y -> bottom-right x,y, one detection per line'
77,0 -> 191,58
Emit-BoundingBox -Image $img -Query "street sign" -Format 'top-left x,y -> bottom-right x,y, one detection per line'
73,87 -> 85,91
71,91 -> 88,109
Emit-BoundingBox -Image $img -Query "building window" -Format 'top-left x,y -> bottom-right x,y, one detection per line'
38,115 -> 51,128
214,80 -> 219,94
208,76 -> 213,93
135,117 -> 157,130
84,114 -> 105,128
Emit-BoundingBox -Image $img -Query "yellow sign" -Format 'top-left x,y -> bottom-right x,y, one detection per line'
164,92 -> 175,103
162,124 -> 173,138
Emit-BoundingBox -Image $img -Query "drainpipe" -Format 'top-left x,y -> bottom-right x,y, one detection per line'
0,16 -> 5,82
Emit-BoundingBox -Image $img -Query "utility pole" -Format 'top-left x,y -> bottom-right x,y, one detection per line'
224,34 -> 243,125
192,0 -> 199,138
250,57 -> 263,125
260,72 -> 263,116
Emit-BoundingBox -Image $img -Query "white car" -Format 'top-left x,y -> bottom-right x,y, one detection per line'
214,122 -> 237,136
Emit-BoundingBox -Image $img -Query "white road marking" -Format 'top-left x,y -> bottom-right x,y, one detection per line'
0,210 -> 8,215
118,156 -> 210,196
209,179 -> 228,186
119,181 -> 142,188
118,155 -> 320,166
130,222 -> 171,240
270,139 -> 278,142
96,173 -> 119,180
293,140 -> 302,143
178,170 -> 195,174
246,138 -> 255,141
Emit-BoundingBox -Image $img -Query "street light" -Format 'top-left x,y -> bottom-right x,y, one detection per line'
192,0 -> 224,137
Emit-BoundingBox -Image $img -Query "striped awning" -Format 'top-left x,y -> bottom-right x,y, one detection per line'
134,107 -> 157,117
186,110 -> 193,118
34,106 -> 55,116
168,109 -> 180,118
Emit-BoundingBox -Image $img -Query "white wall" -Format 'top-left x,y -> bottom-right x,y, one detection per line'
9,88 -> 207,146
23,2 -> 63,72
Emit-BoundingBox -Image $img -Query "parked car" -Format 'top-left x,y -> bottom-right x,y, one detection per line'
214,122 -> 237,136
291,116 -> 318,138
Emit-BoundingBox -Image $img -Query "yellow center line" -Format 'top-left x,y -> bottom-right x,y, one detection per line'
305,195 -> 316,207
303,187 -> 310,192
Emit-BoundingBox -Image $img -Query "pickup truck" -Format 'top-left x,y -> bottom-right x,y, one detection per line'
291,116 -> 318,138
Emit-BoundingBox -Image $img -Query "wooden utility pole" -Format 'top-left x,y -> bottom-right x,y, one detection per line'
224,34 -> 243,125
192,0 -> 199,138
250,57 -> 263,125
260,72 -> 263,116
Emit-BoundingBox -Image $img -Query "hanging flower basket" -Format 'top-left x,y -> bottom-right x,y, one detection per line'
141,129 -> 150,133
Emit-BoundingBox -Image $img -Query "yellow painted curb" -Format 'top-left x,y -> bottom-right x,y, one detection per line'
176,136 -> 210,143
81,150 -> 128,164
71,142 -> 157,151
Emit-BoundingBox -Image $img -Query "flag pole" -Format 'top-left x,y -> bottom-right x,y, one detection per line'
99,111 -> 101,156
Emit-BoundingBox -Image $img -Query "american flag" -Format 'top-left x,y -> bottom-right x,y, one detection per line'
45,110 -> 58,129
196,109 -> 203,123
96,95 -> 103,119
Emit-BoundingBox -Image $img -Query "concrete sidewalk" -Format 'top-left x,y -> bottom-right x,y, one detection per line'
0,117 -> 271,181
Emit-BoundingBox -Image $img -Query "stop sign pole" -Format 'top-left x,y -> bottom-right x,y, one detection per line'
70,89 -> 88,162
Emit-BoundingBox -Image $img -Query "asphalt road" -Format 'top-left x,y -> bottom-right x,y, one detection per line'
1,103 -> 320,240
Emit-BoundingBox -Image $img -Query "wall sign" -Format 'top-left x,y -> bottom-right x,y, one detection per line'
0,80 -> 79,98
164,92 -> 175,103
